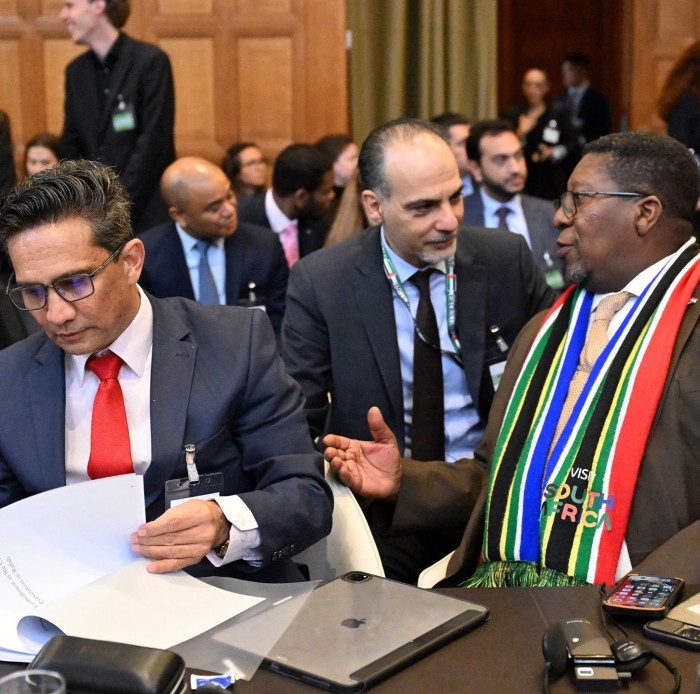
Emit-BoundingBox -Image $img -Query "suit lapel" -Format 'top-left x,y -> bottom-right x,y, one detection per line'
29,340 -> 68,490
144,296 -> 197,509
351,228 -> 404,437
454,231 -> 488,413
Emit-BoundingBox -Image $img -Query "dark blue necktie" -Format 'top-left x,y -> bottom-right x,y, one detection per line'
195,240 -> 220,305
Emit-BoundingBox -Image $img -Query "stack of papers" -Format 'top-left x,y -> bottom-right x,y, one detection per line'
0,475 -> 263,662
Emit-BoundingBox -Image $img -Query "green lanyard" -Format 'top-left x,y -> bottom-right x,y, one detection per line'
381,240 -> 462,365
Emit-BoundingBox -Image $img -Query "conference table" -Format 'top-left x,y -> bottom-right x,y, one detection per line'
1,585 -> 698,692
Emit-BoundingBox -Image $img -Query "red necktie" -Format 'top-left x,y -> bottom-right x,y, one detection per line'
86,353 -> 133,479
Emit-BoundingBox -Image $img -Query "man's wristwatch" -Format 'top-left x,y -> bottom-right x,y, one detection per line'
214,540 -> 230,558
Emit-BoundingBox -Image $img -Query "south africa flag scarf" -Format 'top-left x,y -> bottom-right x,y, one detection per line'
465,241 -> 700,588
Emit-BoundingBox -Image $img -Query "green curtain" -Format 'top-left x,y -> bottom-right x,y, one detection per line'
348,0 -> 497,142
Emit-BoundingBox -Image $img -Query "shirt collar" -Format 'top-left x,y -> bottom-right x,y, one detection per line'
592,237 -> 697,309
91,31 -> 125,68
69,285 -> 154,385
174,222 -> 225,251
380,226 -> 448,284
264,187 -> 295,234
480,189 -> 523,218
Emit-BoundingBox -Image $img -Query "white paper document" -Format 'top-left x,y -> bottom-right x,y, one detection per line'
0,475 -> 263,662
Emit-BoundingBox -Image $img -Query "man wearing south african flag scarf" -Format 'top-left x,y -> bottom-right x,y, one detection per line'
325,131 -> 700,587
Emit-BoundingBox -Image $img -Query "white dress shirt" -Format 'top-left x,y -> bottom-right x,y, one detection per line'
65,286 -> 261,565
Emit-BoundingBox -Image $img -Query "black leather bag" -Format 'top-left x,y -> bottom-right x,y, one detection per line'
30,636 -> 186,694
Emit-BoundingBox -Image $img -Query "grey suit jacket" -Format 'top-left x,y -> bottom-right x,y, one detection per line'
281,225 -> 555,450
0,294 -> 332,580
463,191 -> 563,277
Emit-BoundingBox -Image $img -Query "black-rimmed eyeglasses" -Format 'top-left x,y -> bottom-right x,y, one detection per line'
6,245 -> 124,311
553,190 -> 646,219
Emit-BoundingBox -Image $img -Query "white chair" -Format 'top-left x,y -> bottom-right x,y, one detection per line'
417,550 -> 455,589
294,462 -> 385,580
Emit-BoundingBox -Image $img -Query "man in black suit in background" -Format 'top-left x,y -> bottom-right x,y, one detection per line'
59,0 -> 175,233
556,52 -> 611,146
237,144 -> 335,266
138,158 -> 289,339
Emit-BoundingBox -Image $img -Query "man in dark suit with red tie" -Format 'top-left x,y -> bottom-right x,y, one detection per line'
0,160 -> 331,582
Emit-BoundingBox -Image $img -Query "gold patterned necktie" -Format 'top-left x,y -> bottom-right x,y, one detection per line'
550,291 -> 633,450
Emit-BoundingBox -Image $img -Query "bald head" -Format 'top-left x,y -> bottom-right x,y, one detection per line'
161,157 -> 223,209
161,157 -> 238,240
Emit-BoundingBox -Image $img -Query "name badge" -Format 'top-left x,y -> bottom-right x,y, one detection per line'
112,101 -> 136,133
489,360 -> 507,390
165,472 -> 225,508
542,121 -> 560,145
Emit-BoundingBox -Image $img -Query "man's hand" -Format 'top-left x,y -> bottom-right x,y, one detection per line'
323,407 -> 403,502
130,499 -> 230,573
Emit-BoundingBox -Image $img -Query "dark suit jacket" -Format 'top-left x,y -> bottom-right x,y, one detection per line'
503,102 -> 581,200
463,192 -> 564,277
0,110 -> 15,197
386,284 -> 700,585
138,221 -> 289,338
237,193 -> 328,258
60,34 -> 175,232
0,295 -> 332,581
281,225 -> 556,449
555,86 -> 611,144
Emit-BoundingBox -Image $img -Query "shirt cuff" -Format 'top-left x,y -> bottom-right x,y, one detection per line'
206,495 -> 262,567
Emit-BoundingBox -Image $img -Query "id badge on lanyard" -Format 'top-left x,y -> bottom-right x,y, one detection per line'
164,444 -> 224,508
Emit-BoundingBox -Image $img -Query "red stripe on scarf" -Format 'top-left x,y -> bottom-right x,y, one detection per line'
594,257 -> 700,584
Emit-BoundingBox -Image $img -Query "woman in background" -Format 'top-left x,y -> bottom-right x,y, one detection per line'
222,141 -> 268,198
315,133 -> 359,221
24,132 -> 60,176
323,169 -> 368,248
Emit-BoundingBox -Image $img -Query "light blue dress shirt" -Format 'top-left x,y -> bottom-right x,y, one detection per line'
479,190 -> 532,249
175,223 -> 226,304
381,229 -> 483,461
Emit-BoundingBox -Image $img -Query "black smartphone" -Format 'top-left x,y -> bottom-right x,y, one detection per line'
602,574 -> 684,617
643,617 -> 700,651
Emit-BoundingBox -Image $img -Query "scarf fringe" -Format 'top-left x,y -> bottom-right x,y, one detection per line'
461,561 -> 590,588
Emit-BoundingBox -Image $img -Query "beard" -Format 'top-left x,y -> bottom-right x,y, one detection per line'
566,258 -> 591,286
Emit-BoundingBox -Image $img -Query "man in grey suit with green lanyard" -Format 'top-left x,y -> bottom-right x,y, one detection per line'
282,118 -> 555,583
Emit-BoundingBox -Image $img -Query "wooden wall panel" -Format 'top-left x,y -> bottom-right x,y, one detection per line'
237,37 -> 294,149
0,0 -> 347,180
161,37 -> 216,155
43,40 -> 82,133
629,0 -> 700,132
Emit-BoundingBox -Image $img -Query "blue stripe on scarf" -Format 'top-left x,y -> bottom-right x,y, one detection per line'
517,291 -> 591,559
